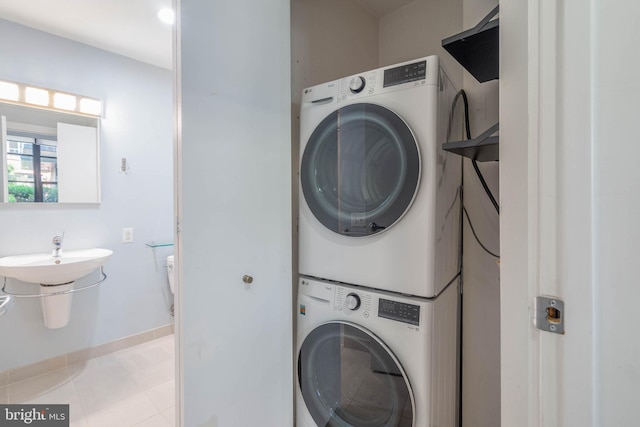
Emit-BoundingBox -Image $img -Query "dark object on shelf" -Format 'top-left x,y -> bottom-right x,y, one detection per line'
443,123 -> 499,162
442,5 -> 499,83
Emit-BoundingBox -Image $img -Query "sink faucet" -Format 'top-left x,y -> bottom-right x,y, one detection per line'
52,233 -> 64,257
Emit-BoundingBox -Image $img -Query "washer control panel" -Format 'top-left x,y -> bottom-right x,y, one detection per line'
378,298 -> 420,326
344,293 -> 361,310
334,285 -> 420,325
335,287 -> 372,317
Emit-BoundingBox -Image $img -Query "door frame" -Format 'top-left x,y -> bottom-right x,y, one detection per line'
500,1 -> 595,425
172,0 -> 183,424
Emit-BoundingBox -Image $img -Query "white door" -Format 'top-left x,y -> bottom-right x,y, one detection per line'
0,116 -> 7,202
175,0 -> 292,426
501,0 -> 640,425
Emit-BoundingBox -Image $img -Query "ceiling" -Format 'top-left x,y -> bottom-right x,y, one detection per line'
0,0 -> 415,71
0,0 -> 174,69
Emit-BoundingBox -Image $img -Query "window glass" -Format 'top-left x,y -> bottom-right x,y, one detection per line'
42,184 -> 58,203
41,157 -> 58,182
7,154 -> 34,181
6,134 -> 58,203
40,143 -> 58,158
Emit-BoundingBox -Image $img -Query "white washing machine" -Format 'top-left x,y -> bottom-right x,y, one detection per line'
296,277 -> 459,427
298,55 -> 462,299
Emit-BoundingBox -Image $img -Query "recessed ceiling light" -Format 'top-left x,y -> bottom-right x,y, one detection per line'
158,8 -> 175,25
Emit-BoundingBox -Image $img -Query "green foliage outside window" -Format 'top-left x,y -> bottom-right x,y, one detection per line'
8,183 -> 35,202
43,186 -> 58,203
7,162 -> 58,203
7,183 -> 58,203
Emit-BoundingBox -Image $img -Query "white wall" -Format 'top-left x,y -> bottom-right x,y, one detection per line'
0,19 -> 173,370
593,0 -> 640,424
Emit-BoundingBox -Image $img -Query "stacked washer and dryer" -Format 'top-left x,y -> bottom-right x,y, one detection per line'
297,56 -> 462,427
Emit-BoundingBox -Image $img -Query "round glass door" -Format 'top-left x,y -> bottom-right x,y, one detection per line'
300,103 -> 420,237
298,322 -> 414,426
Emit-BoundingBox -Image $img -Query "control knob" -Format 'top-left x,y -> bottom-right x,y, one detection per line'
349,76 -> 366,94
345,293 -> 361,311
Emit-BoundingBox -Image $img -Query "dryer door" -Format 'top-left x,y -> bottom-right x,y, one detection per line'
298,322 -> 414,426
301,103 -> 420,237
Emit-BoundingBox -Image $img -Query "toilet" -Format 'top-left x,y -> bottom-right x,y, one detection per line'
167,255 -> 175,294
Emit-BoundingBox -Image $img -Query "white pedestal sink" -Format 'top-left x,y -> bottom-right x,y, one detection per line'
0,248 -> 112,328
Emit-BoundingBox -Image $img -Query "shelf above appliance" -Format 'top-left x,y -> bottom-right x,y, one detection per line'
443,123 -> 499,162
442,5 -> 499,83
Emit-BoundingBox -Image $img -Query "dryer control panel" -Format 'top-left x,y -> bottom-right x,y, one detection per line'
383,60 -> 427,88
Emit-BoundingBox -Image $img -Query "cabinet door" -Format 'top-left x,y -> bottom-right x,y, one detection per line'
176,0 -> 292,426
56,122 -> 99,203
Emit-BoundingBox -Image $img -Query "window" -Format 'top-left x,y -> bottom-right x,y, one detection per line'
6,133 -> 58,202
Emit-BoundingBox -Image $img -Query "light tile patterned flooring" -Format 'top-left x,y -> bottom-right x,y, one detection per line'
0,334 -> 176,427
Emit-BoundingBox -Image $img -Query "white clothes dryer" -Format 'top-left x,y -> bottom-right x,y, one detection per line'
296,277 -> 459,427
298,55 -> 461,298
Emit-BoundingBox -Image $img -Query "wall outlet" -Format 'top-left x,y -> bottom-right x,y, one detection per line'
122,228 -> 134,243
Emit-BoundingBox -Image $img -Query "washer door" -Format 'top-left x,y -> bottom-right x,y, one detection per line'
298,322 -> 414,427
301,103 -> 420,237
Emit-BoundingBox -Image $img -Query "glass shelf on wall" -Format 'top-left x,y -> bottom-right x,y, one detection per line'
145,242 -> 174,248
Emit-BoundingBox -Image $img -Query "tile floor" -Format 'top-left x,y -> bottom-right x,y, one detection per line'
0,334 -> 176,427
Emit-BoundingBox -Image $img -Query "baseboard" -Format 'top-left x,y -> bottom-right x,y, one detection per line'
0,323 -> 174,386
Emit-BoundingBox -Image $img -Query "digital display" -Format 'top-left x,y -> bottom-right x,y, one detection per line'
378,298 -> 420,325
382,301 -> 396,311
383,60 -> 427,88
